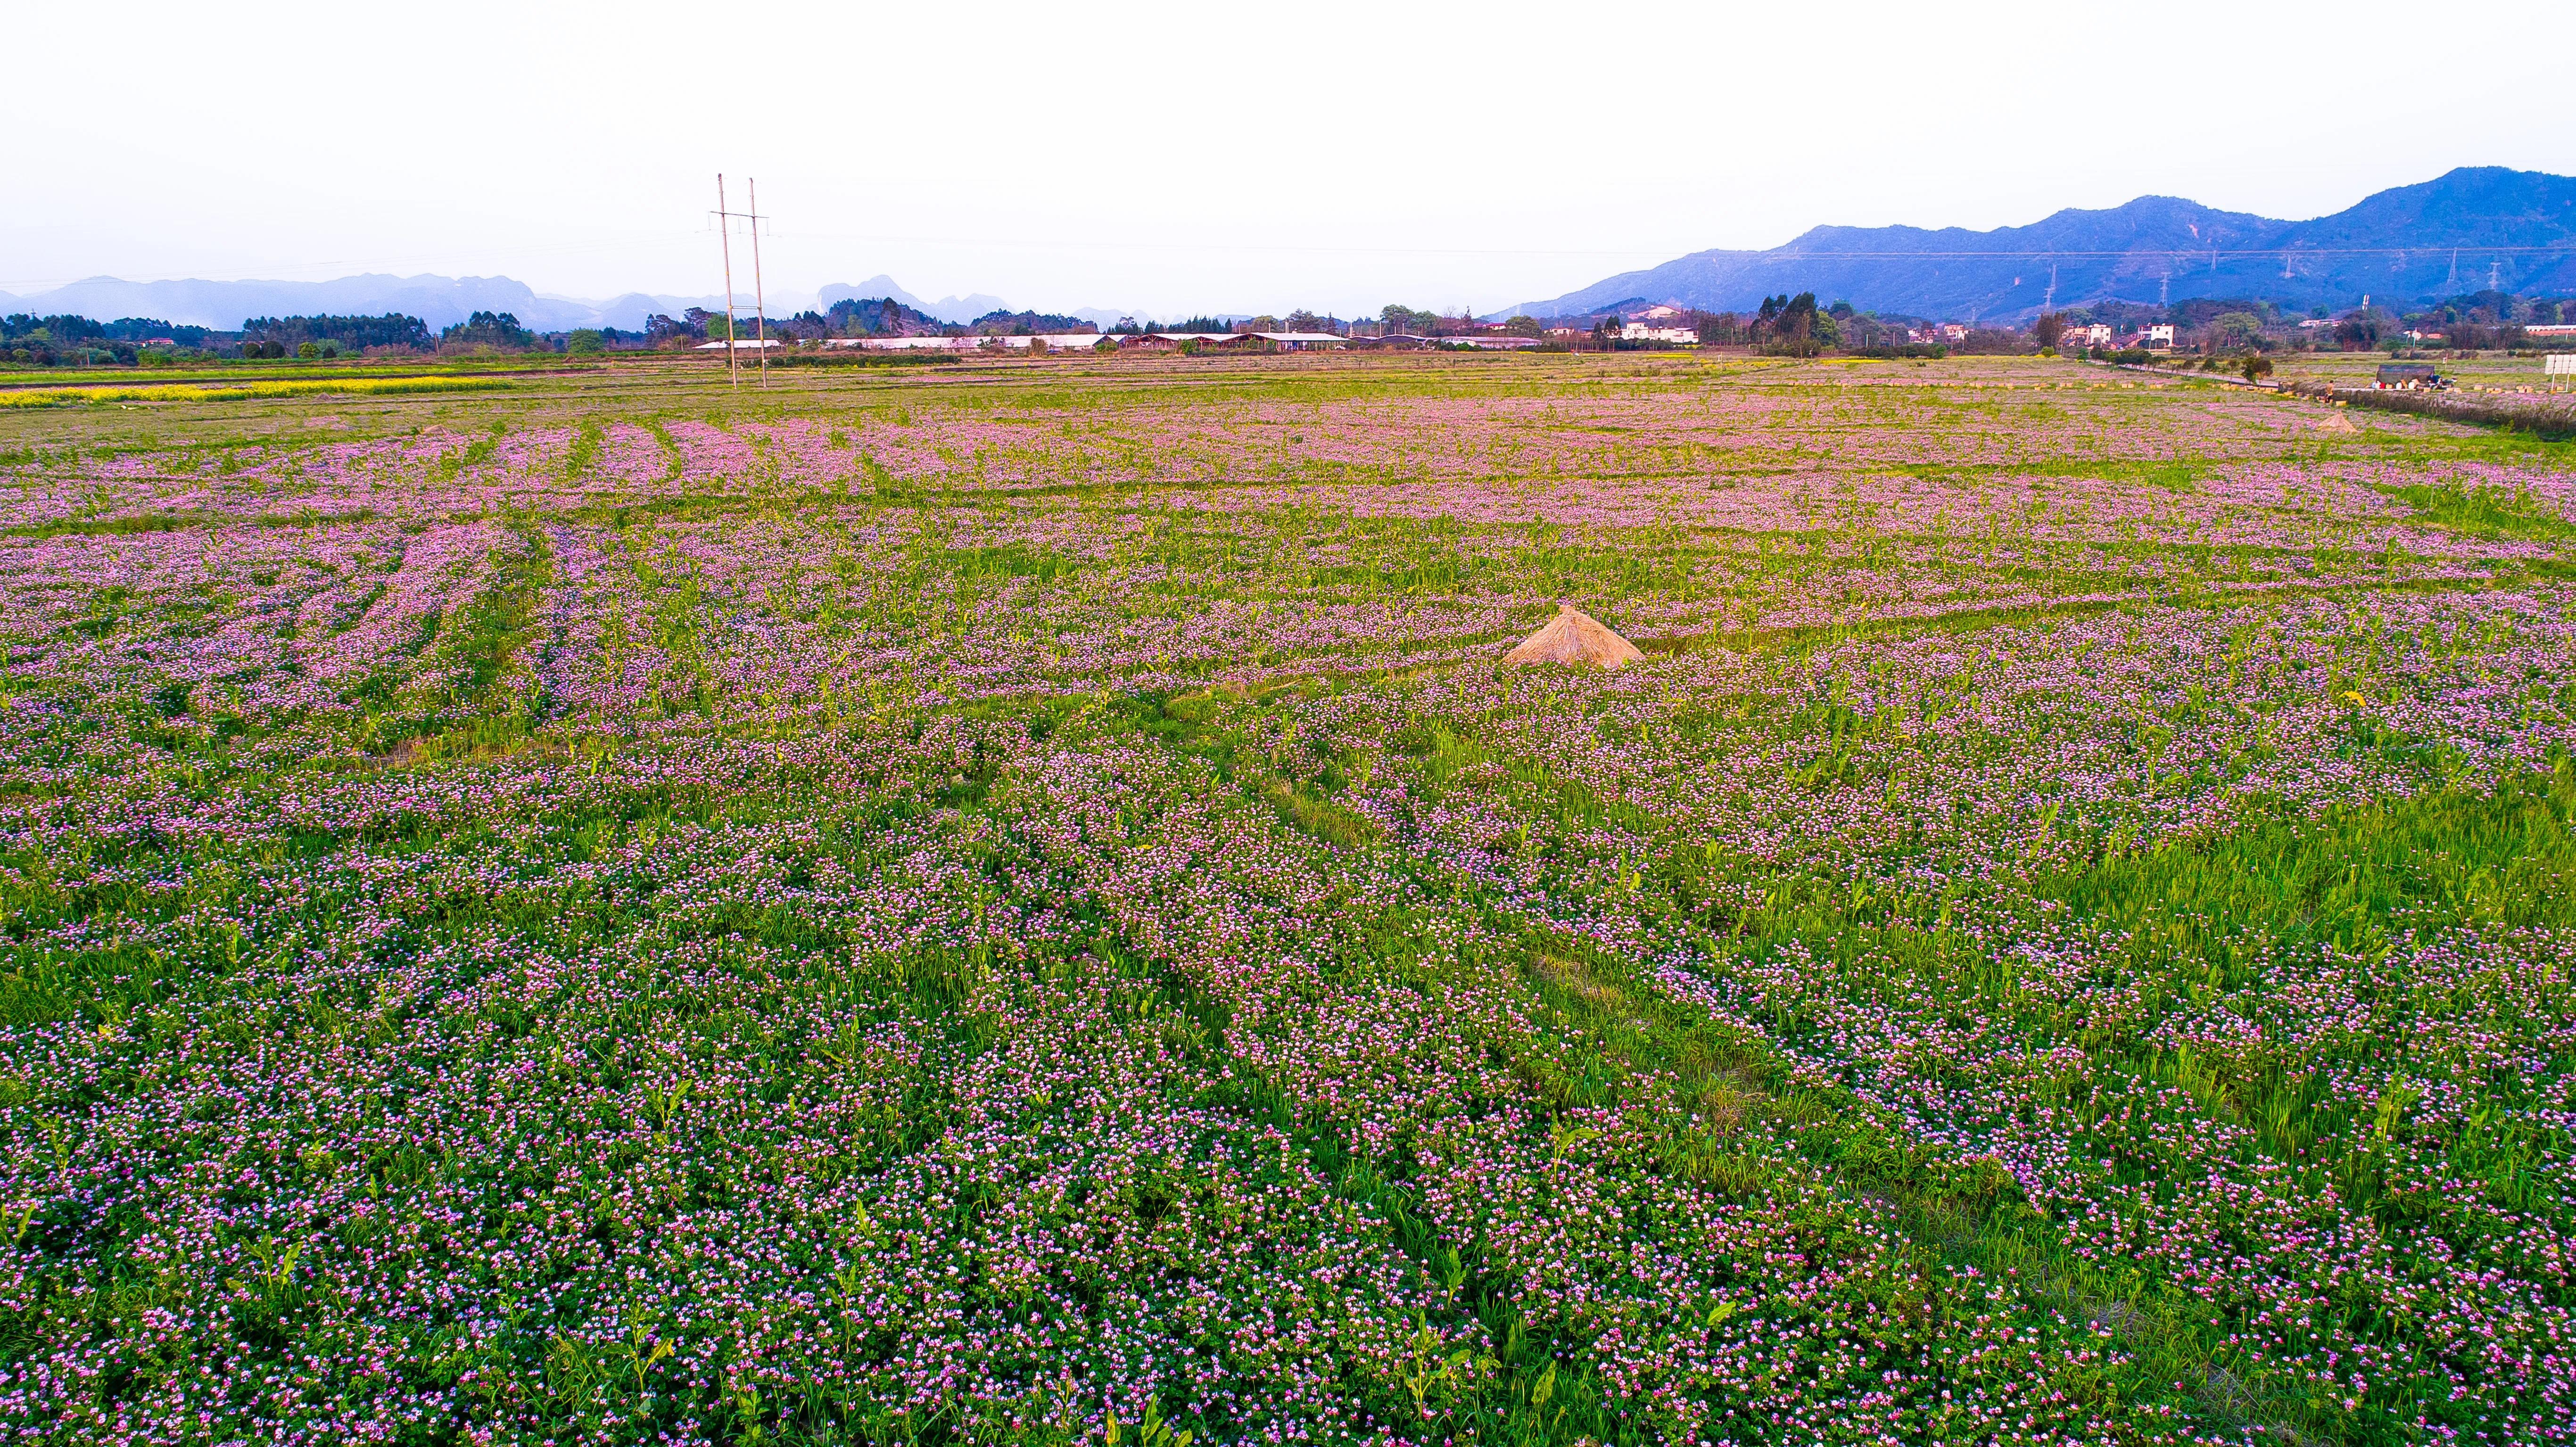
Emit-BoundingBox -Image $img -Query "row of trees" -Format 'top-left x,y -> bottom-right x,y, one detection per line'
1377,305 -> 1459,335
7,310 -> 580,366
19,287 -> 2567,370
3,313 -> 229,366
244,313 -> 433,350
638,300 -> 1114,345
2031,288 -> 2574,358
439,311 -> 535,349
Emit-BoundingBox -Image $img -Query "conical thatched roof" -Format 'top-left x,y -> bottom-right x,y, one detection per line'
1503,604 -> 1644,669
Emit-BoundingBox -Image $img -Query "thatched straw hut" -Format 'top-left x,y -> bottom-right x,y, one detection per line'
1503,604 -> 1644,669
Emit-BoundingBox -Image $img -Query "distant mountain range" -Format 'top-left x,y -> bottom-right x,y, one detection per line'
15,167 -> 2570,333
1507,167 -> 2576,322
0,271 -> 1130,334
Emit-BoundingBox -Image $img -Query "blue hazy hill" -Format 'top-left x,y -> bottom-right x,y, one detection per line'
1510,167 -> 2576,321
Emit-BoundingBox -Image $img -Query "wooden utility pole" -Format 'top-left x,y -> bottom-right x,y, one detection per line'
717,173 -> 740,388
749,177 -> 768,386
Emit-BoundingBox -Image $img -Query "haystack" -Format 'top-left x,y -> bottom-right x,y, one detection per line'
1503,604 -> 1644,669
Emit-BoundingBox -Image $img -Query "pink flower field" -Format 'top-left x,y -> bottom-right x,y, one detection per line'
0,353 -> 2572,1446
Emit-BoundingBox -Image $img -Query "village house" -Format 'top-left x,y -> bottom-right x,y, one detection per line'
1620,322 -> 1700,345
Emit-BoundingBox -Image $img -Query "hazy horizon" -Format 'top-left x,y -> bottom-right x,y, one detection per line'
8,1 -> 2573,320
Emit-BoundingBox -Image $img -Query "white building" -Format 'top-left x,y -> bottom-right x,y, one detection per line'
831,330 -> 1348,354
1620,323 -> 1700,345
837,334 -> 1109,353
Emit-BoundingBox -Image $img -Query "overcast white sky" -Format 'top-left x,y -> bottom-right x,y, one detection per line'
7,1 -> 2571,318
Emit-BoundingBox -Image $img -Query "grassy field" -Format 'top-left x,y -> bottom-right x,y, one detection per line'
2274,351 -> 2575,389
2,350 -> 2573,1446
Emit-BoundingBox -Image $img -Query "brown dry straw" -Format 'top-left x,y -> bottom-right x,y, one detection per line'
1503,603 -> 1644,669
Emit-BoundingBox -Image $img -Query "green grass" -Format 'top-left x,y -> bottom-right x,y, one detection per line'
0,376 -> 513,406
3,349 -> 2574,1444
2385,477 -> 2576,542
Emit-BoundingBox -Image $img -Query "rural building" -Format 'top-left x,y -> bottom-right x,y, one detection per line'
1620,323 -> 1700,345
837,335 -> 1106,353
695,338 -> 781,350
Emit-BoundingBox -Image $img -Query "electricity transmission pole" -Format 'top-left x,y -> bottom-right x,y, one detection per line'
716,174 -> 740,388
709,177 -> 772,387
749,178 -> 769,387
